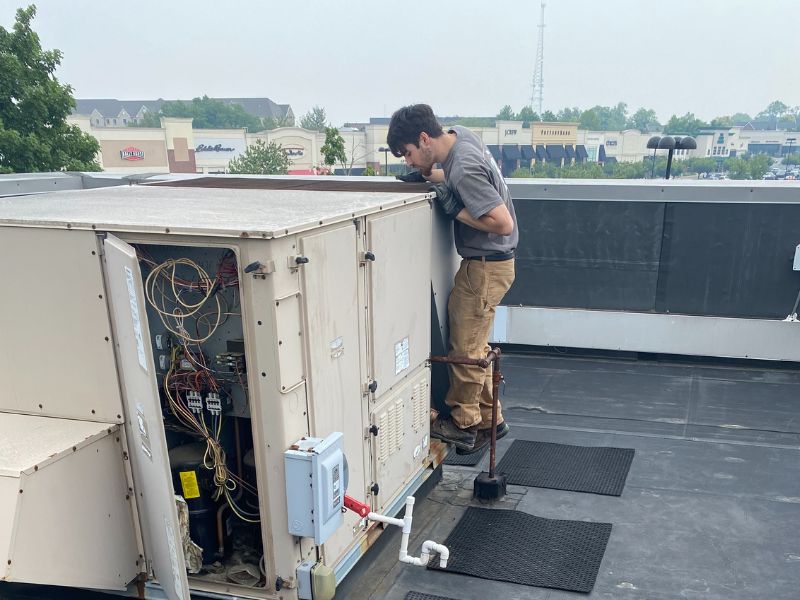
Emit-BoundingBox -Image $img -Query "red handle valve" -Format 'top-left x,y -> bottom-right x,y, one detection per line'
344,495 -> 370,518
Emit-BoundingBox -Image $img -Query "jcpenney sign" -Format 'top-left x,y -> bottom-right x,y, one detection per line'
194,137 -> 245,158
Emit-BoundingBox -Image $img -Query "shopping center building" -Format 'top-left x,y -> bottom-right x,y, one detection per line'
69,101 -> 800,176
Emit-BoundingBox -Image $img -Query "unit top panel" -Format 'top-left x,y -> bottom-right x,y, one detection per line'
0,413 -> 112,477
0,185 -> 432,238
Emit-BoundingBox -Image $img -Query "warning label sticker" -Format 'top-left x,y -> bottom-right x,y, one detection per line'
179,470 -> 201,499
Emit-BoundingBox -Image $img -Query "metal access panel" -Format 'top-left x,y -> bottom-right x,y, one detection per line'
0,227 -> 123,422
366,205 -> 432,396
369,365 -> 431,514
298,223 -> 368,565
102,235 -> 190,600
0,413 -> 138,590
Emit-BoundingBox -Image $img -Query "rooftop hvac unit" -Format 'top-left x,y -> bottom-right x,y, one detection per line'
0,182 -> 437,600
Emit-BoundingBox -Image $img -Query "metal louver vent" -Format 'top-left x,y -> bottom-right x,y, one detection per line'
378,411 -> 389,463
393,399 -> 405,452
412,380 -> 428,432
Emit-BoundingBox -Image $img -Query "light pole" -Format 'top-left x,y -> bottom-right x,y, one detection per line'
378,147 -> 390,176
646,135 -> 697,179
787,137 -> 796,170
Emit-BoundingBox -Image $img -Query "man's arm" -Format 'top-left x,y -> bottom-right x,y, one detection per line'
455,203 -> 514,235
424,168 -> 445,183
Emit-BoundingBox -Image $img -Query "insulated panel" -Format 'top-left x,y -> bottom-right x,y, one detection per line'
370,366 -> 430,514
503,199 -> 664,311
656,203 -> 800,318
299,223 -> 367,566
366,205 -> 432,396
0,227 -> 122,422
103,235 -> 189,600
0,414 -> 138,590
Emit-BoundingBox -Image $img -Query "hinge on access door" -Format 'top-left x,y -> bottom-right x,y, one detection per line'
94,232 -> 107,257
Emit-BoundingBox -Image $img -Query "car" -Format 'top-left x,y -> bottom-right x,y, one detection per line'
763,172 -> 777,180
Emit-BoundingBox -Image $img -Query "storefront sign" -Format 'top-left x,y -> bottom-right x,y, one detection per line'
193,137 -> 245,159
196,143 -> 236,153
120,146 -> 145,161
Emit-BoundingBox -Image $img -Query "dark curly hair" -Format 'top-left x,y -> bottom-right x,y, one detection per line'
386,104 -> 444,158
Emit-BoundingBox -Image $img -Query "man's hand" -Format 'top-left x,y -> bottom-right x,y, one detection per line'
396,171 -> 427,182
429,183 -> 465,219
425,168 -> 445,183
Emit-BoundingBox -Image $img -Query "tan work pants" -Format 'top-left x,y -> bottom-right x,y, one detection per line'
444,257 -> 515,429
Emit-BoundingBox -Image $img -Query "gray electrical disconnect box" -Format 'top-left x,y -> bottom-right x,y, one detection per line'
793,244 -> 800,271
284,433 -> 345,545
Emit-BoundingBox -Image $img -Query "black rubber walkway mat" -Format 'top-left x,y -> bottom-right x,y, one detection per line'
496,440 -> 634,496
429,507 -> 611,593
405,593 -> 458,600
443,444 -> 488,466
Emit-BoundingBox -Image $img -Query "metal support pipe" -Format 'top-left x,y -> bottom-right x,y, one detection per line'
429,347 -> 503,476
488,347 -> 502,478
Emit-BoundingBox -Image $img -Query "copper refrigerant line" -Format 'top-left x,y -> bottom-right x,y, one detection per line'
429,347 -> 503,478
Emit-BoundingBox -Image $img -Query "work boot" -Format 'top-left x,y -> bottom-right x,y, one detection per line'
430,416 -> 476,452
456,421 -> 510,455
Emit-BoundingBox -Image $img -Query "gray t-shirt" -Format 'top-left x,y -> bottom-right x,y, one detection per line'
440,126 -> 519,258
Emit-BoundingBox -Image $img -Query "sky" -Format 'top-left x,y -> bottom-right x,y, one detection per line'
2,0 -> 798,126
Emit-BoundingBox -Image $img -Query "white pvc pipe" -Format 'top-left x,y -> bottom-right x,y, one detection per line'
368,496 -> 449,568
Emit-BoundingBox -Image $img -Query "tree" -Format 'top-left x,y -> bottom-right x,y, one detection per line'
300,105 -> 328,131
709,116 -> 733,128
130,96 -> 263,130
682,157 -> 717,176
0,5 -> 100,173
579,108 -> 601,131
227,139 -> 290,174
759,100 -> 789,120
730,112 -> 752,126
515,105 -> 539,123
628,108 -> 661,132
664,112 -> 708,136
262,113 -> 295,130
556,107 -> 582,122
756,101 -> 791,130
447,116 -> 496,127
541,110 -> 557,122
496,105 -> 514,120
321,127 -> 347,170
576,104 -> 628,130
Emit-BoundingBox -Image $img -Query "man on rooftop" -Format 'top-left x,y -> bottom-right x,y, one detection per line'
387,104 -> 519,454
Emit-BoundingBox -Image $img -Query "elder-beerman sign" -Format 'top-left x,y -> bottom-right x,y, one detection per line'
194,137 -> 246,159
